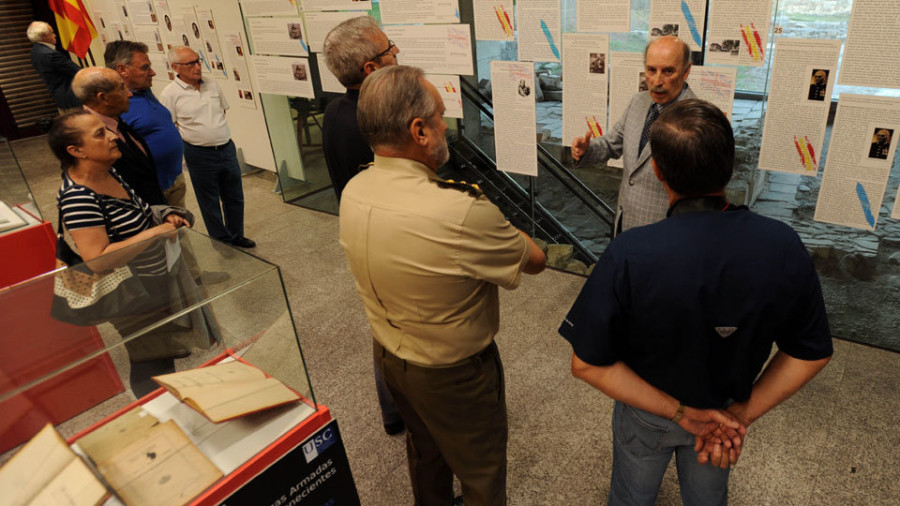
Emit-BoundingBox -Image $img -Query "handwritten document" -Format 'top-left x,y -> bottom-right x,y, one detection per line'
0,424 -> 107,506
98,421 -> 222,506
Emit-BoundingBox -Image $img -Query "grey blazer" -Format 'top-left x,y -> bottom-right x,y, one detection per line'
581,85 -> 695,232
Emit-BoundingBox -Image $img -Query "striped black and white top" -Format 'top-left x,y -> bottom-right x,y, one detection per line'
57,167 -> 167,277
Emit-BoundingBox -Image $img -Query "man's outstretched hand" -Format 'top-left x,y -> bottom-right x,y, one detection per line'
571,130 -> 594,162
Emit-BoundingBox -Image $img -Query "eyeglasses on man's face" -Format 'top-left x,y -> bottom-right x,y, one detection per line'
174,59 -> 201,67
362,41 -> 395,71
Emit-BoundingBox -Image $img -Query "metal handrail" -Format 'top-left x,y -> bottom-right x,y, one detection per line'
451,130 -> 600,264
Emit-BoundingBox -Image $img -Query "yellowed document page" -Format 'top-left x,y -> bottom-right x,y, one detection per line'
154,361 -> 300,423
0,424 -> 106,506
77,407 -> 161,465
98,421 -> 222,506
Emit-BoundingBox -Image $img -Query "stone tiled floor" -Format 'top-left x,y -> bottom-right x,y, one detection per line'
10,135 -> 900,504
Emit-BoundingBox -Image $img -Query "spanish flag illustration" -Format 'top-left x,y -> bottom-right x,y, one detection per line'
586,116 -> 603,138
740,23 -> 764,62
494,5 -> 514,39
794,135 -> 818,172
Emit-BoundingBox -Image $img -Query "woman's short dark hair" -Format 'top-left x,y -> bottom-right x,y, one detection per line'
48,110 -> 91,170
649,99 -> 734,196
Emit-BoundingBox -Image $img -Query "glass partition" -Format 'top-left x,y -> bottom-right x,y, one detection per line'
0,137 -> 42,234
0,228 -> 315,458
236,1 -> 899,352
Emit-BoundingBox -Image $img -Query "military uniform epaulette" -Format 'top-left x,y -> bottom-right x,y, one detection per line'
437,179 -> 482,197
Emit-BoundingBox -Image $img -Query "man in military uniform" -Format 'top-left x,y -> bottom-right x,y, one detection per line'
869,128 -> 891,160
808,69 -> 828,101
340,65 -> 546,506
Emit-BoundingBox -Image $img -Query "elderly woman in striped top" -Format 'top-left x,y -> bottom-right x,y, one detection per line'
49,110 -> 190,397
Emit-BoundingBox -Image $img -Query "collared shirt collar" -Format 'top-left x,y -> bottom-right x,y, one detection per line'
666,195 -> 731,217
174,75 -> 204,90
373,154 -> 442,183
83,105 -> 120,134
37,41 -> 56,50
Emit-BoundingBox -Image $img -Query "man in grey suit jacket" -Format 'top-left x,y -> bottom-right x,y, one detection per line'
27,21 -> 81,110
572,36 -> 694,233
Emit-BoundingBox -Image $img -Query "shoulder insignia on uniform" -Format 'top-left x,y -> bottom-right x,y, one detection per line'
438,179 -> 482,197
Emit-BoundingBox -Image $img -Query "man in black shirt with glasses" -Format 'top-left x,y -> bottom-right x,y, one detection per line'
322,16 -> 399,203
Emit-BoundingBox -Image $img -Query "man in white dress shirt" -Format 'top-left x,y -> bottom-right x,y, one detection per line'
160,46 -> 254,248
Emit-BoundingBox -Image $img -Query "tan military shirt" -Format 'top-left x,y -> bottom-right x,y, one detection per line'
340,155 -> 529,366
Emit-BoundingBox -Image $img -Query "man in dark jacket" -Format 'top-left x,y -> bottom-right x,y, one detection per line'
72,67 -> 166,206
27,21 -> 81,110
322,16 -> 399,203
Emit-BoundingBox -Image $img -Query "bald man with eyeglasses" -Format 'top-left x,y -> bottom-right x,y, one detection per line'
160,46 -> 254,249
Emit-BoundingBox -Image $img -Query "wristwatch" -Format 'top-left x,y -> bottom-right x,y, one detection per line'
670,403 -> 685,423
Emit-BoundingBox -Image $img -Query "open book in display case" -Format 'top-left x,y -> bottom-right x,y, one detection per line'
0,229 -> 329,505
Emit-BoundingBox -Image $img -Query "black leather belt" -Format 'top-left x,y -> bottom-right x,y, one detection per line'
187,140 -> 231,150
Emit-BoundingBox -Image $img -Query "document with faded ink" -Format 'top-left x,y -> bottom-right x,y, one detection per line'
153,360 -> 301,423
0,424 -> 107,506
98,421 -> 222,506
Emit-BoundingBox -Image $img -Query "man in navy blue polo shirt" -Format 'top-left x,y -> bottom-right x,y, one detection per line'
560,99 -> 832,505
106,41 -> 185,207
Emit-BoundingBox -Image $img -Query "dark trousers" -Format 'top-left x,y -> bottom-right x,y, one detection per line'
374,356 -> 402,426
375,340 -> 508,506
182,140 -> 245,242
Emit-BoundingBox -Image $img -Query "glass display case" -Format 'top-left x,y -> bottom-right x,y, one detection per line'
0,228 -> 317,474
0,136 -> 43,235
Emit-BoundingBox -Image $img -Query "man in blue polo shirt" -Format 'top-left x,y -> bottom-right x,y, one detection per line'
560,99 -> 832,505
106,41 -> 185,206
108,41 -> 227,284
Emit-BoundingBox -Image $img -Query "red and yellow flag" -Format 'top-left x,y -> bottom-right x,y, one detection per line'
48,0 -> 97,58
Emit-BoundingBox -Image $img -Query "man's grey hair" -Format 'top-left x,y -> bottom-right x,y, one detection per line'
358,66 -> 440,150
323,16 -> 384,88
71,68 -> 118,105
167,45 -> 196,65
644,36 -> 692,70
26,21 -> 53,43
104,40 -> 149,69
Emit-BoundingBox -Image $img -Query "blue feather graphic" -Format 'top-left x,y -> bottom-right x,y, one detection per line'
856,182 -> 876,227
540,19 -> 560,60
681,0 -> 702,48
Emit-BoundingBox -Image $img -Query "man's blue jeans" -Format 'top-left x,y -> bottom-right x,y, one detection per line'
608,401 -> 730,506
182,140 -> 245,242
